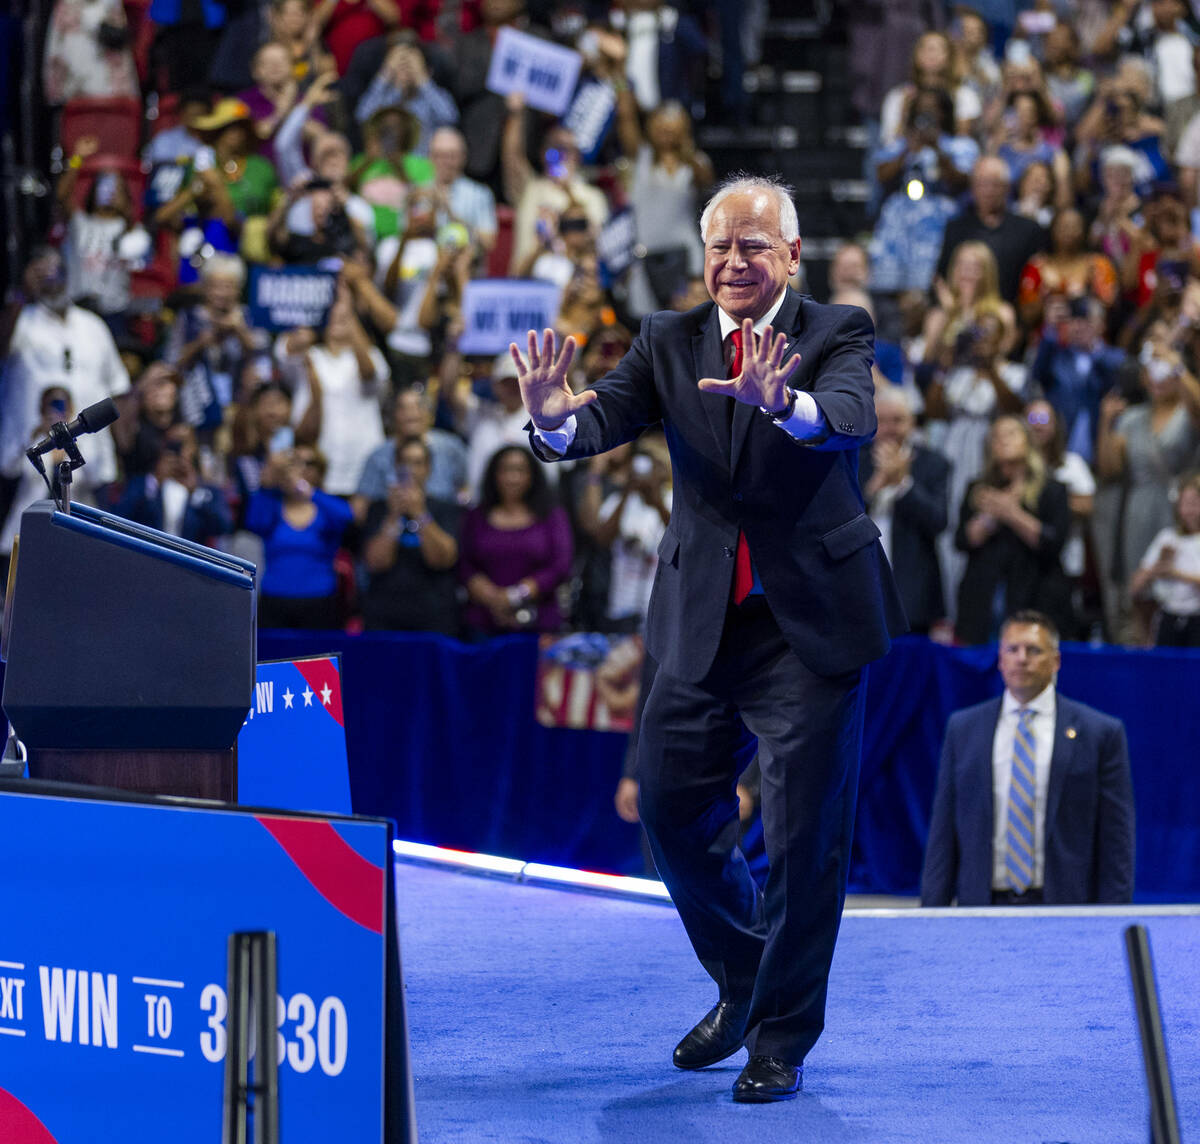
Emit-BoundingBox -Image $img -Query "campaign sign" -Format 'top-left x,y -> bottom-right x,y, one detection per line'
596,209 -> 638,281
0,789 -> 392,1143
563,79 -> 617,163
485,27 -> 582,116
247,265 -> 339,332
458,278 -> 562,355
238,655 -> 352,816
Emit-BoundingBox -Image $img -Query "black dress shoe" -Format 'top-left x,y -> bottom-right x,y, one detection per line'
672,1001 -> 751,1069
732,1055 -> 802,1102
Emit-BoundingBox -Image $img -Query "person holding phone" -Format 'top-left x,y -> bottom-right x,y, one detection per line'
361,435 -> 461,633
502,109 -> 609,272
244,444 -> 353,628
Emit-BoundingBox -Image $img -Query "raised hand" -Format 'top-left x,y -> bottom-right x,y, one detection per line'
509,328 -> 598,431
696,319 -> 801,412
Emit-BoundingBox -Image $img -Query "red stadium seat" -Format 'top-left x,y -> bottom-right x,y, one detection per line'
487,204 -> 515,279
60,97 -> 144,161
72,154 -> 147,221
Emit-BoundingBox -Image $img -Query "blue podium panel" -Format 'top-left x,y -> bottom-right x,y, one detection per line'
238,656 -> 352,815
0,789 -> 390,1143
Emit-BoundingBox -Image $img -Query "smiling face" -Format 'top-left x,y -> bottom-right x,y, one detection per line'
703,191 -> 800,324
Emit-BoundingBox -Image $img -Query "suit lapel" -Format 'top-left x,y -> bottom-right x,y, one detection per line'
1044,696 -> 1075,837
730,290 -> 805,476
692,306 -> 731,466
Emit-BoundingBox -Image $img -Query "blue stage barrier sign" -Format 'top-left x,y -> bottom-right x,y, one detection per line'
0,790 -> 390,1143
238,655 -> 352,815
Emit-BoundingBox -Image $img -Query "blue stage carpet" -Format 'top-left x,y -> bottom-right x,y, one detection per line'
397,863 -> 1199,1143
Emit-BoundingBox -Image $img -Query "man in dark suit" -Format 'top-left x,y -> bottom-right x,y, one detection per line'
859,386 -> 949,634
512,175 -> 907,1102
921,610 -> 1135,907
934,155 -> 1047,303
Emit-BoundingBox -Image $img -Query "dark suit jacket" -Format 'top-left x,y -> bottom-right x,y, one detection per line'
532,289 -> 908,682
114,475 -> 232,545
859,443 -> 949,632
954,476 -> 1074,645
920,694 -> 1136,905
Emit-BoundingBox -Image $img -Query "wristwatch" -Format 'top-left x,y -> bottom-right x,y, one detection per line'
761,388 -> 798,423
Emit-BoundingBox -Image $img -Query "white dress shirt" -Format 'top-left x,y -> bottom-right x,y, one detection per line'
535,289 -> 826,454
991,684 -> 1057,891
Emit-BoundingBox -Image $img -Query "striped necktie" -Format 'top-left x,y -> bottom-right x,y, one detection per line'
1005,708 -> 1037,894
727,328 -> 754,604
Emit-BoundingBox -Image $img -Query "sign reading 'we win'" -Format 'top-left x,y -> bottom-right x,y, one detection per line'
458,279 -> 562,355
485,26 -> 583,116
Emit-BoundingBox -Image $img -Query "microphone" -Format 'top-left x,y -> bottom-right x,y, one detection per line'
27,397 -> 119,459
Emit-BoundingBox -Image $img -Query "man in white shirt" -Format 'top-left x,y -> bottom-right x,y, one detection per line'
0,248 -> 130,487
921,610 -> 1135,906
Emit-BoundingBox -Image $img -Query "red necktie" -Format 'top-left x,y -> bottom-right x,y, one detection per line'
728,329 -> 754,605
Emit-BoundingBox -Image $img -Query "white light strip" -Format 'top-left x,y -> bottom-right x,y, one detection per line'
132,977 -> 184,988
522,862 -> 673,901
132,1045 -> 185,1057
392,840 -> 524,876
0,961 -> 24,970
0,1027 -> 26,1037
392,840 -> 672,902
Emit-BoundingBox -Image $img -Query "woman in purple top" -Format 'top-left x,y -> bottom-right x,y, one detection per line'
460,445 -> 573,637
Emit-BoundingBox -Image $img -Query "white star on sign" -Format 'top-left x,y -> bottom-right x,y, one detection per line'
283,688 -> 295,709
302,686 -> 314,706
320,684 -> 333,705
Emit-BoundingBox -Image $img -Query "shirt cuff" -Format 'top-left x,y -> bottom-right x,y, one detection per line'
533,415 -> 578,454
773,391 -> 827,442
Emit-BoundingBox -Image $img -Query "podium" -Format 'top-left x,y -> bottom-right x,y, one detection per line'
1,501 -> 256,799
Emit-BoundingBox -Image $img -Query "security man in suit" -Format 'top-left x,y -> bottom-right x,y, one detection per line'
921,609 -> 1135,907
511,175 -> 907,1101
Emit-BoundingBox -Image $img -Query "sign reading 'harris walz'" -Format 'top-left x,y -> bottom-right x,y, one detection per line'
248,264 -> 340,332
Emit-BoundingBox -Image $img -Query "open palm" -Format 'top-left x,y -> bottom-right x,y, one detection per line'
696,320 -> 801,412
509,328 -> 598,430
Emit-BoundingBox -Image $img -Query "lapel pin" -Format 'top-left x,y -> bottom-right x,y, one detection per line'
1065,727 -> 1077,740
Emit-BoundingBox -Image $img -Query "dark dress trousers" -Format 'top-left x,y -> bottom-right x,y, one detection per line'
531,289 -> 907,1066
859,443 -> 950,632
920,695 -> 1136,906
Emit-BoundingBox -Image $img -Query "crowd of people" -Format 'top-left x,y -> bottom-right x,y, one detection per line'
2,0 -> 1200,650
853,0 -> 1200,648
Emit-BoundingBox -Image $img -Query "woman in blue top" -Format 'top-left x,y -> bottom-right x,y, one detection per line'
245,445 -> 353,629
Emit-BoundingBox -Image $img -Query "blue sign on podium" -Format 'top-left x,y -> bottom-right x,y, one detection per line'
0,787 -> 399,1143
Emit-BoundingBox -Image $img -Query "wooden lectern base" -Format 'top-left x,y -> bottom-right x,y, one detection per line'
27,747 -> 237,802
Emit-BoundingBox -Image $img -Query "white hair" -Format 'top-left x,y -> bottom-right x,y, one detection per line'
699,174 -> 800,244
201,253 -> 246,286
875,384 -> 917,415
1100,144 -> 1139,172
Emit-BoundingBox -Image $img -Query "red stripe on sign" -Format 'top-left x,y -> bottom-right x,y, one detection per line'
294,658 -> 344,726
0,1088 -> 60,1144
256,816 -> 384,934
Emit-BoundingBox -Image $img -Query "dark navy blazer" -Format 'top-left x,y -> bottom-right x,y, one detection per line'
532,289 -> 907,682
920,694 -> 1136,905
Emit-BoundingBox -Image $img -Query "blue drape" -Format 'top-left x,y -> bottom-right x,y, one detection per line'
4,633 -> 1195,899
253,632 -> 1200,902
